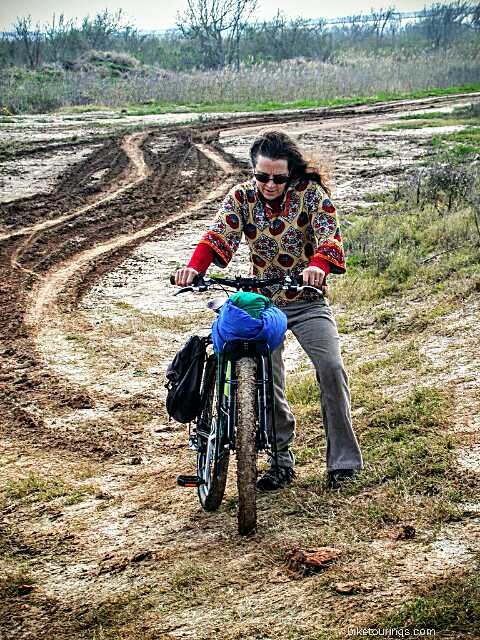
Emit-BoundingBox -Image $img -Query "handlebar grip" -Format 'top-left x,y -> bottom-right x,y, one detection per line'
169,273 -> 204,286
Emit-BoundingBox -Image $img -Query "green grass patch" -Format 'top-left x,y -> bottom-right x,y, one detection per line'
431,127 -> 480,154
400,103 -> 480,121
57,104 -> 117,114
65,333 -> 89,343
114,301 -> 136,311
355,342 -> 422,375
124,84 -> 480,116
364,386 -> 449,431
366,149 -> 394,157
400,110 -> 459,120
336,179 -> 480,303
373,564 -> 480,633
389,103 -> 480,129
385,118 -> 477,129
356,386 -> 455,496
4,473 -> 98,505
0,568 -> 36,598
290,375 -> 469,530
295,444 -> 324,466
288,354 -> 453,495
286,375 -> 321,429
392,302 -> 456,335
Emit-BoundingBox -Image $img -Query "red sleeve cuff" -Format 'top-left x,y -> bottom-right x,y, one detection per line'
187,242 -> 214,273
308,256 -> 331,276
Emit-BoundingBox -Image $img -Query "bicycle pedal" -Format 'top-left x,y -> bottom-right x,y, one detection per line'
176,475 -> 204,487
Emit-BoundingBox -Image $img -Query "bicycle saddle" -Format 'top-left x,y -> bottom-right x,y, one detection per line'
207,296 -> 227,313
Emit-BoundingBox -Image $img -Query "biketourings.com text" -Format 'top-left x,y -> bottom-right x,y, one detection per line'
347,629 -> 435,637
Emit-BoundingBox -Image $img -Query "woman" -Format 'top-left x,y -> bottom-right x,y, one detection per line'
175,130 -> 362,490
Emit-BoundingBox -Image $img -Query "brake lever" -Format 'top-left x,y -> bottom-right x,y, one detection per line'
174,286 -> 194,296
301,285 -> 324,294
282,284 -> 323,294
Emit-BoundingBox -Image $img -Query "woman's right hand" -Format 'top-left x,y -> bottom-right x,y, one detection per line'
175,267 -> 199,286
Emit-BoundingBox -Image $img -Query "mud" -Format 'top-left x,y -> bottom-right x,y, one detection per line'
0,145 -> 101,204
1,93 -> 479,640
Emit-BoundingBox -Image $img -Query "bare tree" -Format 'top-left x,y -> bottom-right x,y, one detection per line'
470,1 -> 480,29
81,9 -> 128,50
422,1 -> 473,48
177,0 -> 257,69
370,7 -> 397,46
243,12 -> 331,63
14,16 -> 43,69
45,13 -> 77,66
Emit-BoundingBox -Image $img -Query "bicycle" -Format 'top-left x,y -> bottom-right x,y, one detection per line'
172,273 -> 323,535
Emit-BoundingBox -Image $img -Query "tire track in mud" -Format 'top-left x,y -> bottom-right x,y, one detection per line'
2,132 -> 150,243
0,136 -> 129,231
6,132 -> 151,275
7,136 -> 224,278
25,143 -> 235,332
0,121 -> 240,455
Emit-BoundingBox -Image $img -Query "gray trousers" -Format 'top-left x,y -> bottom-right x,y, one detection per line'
269,299 -> 363,471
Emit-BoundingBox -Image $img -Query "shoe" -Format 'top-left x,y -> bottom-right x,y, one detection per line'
327,468 -> 357,489
256,466 -> 295,491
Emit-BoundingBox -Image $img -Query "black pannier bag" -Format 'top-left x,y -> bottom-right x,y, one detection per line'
165,335 -> 208,423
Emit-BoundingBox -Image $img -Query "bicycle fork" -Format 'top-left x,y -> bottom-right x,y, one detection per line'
177,343 -> 280,488
222,343 -> 280,469
256,352 -> 280,471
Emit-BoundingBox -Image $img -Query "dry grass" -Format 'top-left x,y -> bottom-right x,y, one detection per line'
370,562 -> 480,633
2,49 -> 480,113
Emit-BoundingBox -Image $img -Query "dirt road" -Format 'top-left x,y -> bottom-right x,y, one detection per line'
1,94 -> 479,639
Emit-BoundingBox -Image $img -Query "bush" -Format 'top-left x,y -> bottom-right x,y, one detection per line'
406,161 -> 478,211
76,49 -> 141,76
422,162 -> 476,210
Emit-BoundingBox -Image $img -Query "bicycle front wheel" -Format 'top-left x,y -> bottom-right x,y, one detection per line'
197,356 -> 229,511
236,357 -> 257,536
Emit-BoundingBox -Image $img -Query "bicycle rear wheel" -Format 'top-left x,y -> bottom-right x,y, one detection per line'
197,356 -> 229,511
236,357 -> 257,535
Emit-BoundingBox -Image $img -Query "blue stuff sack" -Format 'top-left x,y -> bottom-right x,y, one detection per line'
211,298 -> 287,353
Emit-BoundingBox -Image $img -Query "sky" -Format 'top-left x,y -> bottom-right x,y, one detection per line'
0,0 -> 439,31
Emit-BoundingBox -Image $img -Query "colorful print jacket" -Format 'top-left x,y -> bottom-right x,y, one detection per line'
199,178 -> 346,305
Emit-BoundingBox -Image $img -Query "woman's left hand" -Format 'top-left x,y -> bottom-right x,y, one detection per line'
301,266 -> 325,288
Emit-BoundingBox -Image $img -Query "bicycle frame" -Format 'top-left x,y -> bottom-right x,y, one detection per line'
174,273 -> 324,530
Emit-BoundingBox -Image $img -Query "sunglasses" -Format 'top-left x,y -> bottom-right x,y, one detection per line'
254,172 -> 290,184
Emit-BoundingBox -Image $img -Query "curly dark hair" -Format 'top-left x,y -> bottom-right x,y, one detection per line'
249,130 -> 332,196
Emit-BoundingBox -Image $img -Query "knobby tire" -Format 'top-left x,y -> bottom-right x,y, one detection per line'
197,356 -> 229,511
236,358 -> 257,535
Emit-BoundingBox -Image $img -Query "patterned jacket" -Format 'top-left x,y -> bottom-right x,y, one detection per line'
199,178 -> 346,304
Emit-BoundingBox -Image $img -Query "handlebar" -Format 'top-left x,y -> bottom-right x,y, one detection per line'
169,273 -> 324,297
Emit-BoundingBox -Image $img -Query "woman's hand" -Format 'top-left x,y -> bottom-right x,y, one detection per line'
301,266 -> 325,288
175,267 -> 199,286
